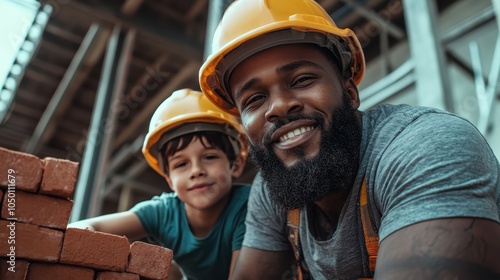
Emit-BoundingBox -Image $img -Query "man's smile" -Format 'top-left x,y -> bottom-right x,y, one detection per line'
279,125 -> 315,142
268,118 -> 318,148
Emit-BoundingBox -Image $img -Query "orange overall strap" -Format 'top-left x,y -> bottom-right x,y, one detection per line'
287,208 -> 303,280
359,179 -> 379,274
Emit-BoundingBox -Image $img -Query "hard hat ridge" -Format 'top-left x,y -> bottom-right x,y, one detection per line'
199,0 -> 365,116
142,88 -> 248,178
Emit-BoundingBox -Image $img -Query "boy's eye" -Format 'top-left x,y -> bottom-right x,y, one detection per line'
172,161 -> 187,169
204,154 -> 219,160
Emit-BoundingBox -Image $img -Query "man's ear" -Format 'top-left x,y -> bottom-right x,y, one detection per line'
231,155 -> 246,179
345,78 -> 360,110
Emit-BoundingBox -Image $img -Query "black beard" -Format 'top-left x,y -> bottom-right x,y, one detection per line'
249,93 -> 362,211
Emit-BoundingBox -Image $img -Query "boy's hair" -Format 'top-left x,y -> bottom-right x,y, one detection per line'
161,130 -> 238,174
143,89 -> 247,178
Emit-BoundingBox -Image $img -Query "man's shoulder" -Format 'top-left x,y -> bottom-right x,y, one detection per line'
365,104 -> 450,124
363,104 -> 474,142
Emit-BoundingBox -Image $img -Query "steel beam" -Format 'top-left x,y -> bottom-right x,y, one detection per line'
71,27 -> 136,221
108,134 -> 145,175
110,174 -> 163,196
469,37 -> 500,135
186,0 -> 208,21
25,24 -> 109,153
403,0 -> 453,111
493,0 -> 500,31
359,60 -> 416,111
41,0 -> 202,61
104,161 -> 149,197
339,0 -> 405,40
121,0 -> 145,16
113,60 -> 199,148
441,6 -> 494,45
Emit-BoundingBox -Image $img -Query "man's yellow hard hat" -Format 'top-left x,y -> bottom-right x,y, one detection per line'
199,0 -> 365,115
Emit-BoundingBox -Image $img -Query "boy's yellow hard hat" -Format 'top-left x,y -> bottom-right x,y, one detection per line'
199,0 -> 365,116
142,88 -> 248,177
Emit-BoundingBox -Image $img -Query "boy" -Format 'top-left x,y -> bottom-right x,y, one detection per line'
69,89 -> 249,280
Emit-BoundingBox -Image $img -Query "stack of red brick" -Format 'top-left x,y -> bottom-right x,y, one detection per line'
0,147 -> 173,280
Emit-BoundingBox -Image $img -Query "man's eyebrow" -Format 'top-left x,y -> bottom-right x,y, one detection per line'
277,60 -> 323,73
234,78 -> 260,102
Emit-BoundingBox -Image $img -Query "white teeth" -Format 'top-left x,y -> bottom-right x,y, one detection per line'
279,126 -> 314,142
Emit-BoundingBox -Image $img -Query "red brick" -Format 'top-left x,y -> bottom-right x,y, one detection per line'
27,263 -> 94,280
0,147 -> 43,192
96,271 -> 140,280
40,157 -> 79,198
0,258 -> 29,280
60,228 -> 130,271
126,241 -> 173,280
0,221 -> 63,262
1,190 -> 73,230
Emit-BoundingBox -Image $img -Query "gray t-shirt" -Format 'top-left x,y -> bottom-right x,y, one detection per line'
243,104 -> 500,280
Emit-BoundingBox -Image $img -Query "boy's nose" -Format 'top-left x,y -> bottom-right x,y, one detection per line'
189,161 -> 207,179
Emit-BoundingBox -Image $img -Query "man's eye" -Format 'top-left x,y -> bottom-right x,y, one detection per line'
292,76 -> 315,87
243,94 -> 265,109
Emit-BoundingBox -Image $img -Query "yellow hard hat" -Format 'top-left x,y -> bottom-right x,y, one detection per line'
142,88 -> 248,177
199,0 -> 365,115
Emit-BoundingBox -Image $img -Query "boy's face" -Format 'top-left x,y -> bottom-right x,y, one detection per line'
164,136 -> 240,211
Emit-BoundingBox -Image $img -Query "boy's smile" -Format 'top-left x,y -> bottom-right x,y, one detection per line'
166,136 -> 236,212
188,183 -> 213,192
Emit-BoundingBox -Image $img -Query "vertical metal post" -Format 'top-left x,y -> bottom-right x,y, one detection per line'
403,0 -> 454,112
71,26 -> 135,221
203,0 -> 234,60
494,0 -> 500,32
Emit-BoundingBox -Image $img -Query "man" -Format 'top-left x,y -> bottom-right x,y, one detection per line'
199,0 -> 500,279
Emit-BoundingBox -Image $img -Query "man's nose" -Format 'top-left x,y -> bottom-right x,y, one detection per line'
264,90 -> 304,122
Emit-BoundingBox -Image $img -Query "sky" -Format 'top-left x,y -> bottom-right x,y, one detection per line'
0,0 -> 40,96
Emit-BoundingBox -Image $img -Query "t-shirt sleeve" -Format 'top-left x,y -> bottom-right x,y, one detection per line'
231,202 -> 247,251
242,173 -> 291,251
232,214 -> 245,251
375,112 -> 500,241
130,194 -> 170,238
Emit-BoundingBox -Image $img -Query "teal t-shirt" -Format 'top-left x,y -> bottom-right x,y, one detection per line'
131,184 -> 250,280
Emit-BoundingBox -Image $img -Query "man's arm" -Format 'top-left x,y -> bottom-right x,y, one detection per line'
229,250 -> 240,279
230,246 -> 294,280
68,211 -> 148,241
230,173 -> 294,279
375,217 -> 500,279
